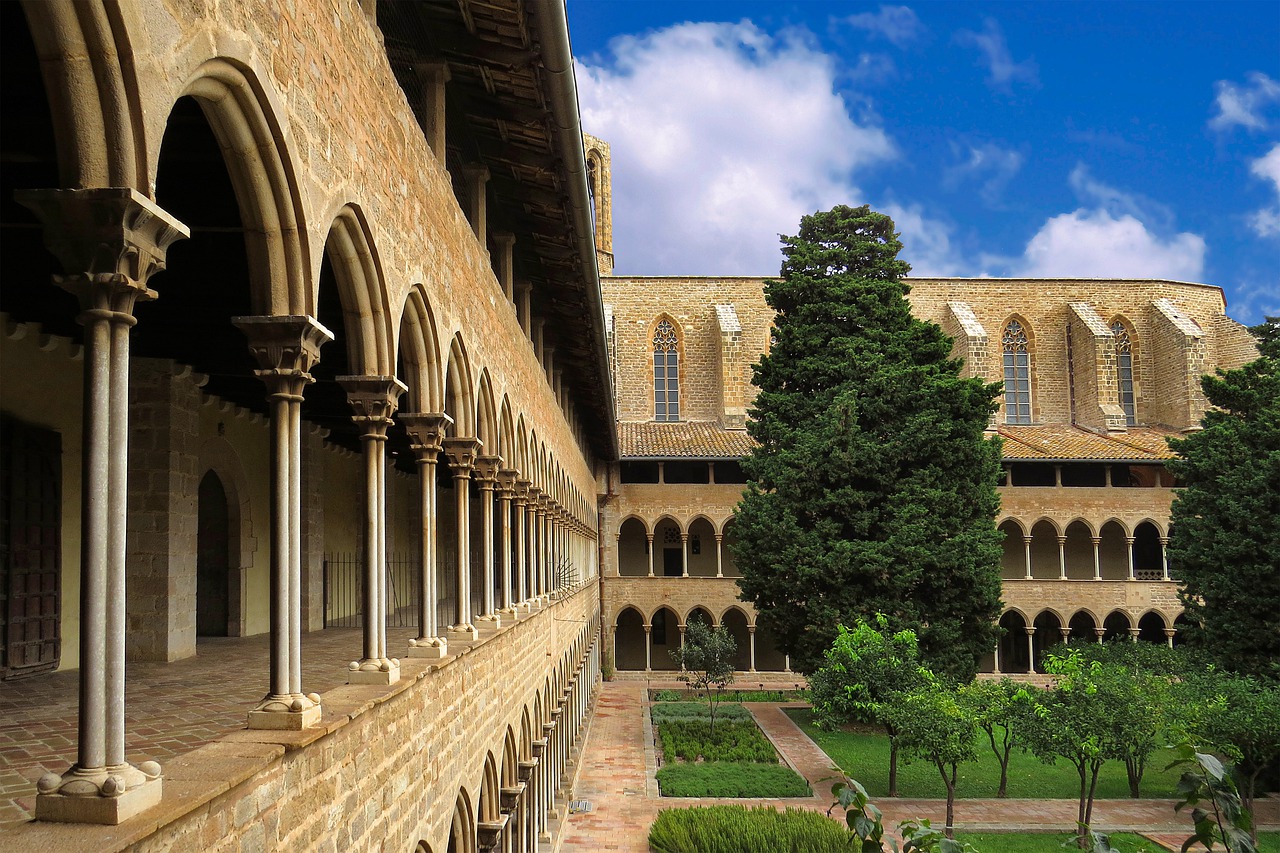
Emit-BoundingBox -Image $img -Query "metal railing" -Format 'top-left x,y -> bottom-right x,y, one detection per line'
323,550 -> 458,629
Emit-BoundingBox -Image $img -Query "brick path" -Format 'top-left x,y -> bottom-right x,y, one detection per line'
557,680 -> 1279,853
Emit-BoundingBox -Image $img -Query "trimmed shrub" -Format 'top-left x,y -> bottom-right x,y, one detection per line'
657,719 -> 778,763
649,805 -> 849,852
652,689 -> 683,702
650,702 -> 753,723
655,765 -> 814,799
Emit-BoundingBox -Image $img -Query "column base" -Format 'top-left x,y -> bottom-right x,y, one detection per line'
499,606 -> 519,620
348,657 -> 401,685
247,692 -> 323,730
35,762 -> 162,825
477,613 -> 503,629
448,623 -> 479,641
407,637 -> 449,659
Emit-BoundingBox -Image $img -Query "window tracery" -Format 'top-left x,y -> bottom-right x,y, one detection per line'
1112,320 -> 1136,426
1002,319 -> 1032,424
653,319 -> 679,421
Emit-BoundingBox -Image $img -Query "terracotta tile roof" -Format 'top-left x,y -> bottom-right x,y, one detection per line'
619,420 -> 1179,463
618,421 -> 755,459
996,425 -> 1180,462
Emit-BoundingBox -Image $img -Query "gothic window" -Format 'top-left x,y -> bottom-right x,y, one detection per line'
1002,319 -> 1032,424
1112,320 -> 1136,426
653,319 -> 680,421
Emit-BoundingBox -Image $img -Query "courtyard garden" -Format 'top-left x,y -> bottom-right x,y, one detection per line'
651,700 -> 811,797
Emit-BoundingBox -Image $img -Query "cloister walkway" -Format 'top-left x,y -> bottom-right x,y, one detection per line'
0,618 -> 525,828
557,680 -> 1280,853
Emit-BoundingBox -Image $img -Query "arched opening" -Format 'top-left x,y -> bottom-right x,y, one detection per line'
1137,611 -> 1167,644
1063,520 -> 1094,580
1103,610 -> 1132,643
654,517 -> 683,577
197,471 -> 231,637
447,791 -> 476,853
1133,521 -> 1163,580
1068,611 -> 1098,644
617,518 -> 648,577
613,607 -> 646,671
686,517 -> 717,577
1029,520 -> 1059,580
721,609 -> 751,671
753,623 -> 787,672
686,606 -> 714,629
650,606 -> 679,671
1172,613 -> 1192,648
997,520 -> 1026,580
1032,610 -> 1064,667
720,519 -> 740,577
998,611 -> 1030,674
1098,520 -> 1129,579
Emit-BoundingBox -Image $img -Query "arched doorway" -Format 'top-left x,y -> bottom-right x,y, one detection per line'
721,609 -> 751,671
197,470 -> 231,637
1063,520 -> 1094,579
1032,610 -> 1064,667
447,791 -> 476,853
613,607 -> 646,671
1133,522 -> 1163,579
1068,611 -> 1098,644
686,517 -> 716,577
617,518 -> 648,576
1103,610 -> 1132,643
998,520 -> 1026,579
650,607 -> 679,671
1137,611 -> 1167,644
998,611 -> 1030,673
1028,520 -> 1059,579
1098,520 -> 1129,579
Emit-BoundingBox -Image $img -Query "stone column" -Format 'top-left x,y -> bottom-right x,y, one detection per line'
748,626 -> 757,672
993,640 -> 1001,674
1125,536 -> 1136,580
1164,628 -> 1176,649
20,187 -> 188,824
474,455 -> 502,626
643,625 -> 652,671
515,281 -> 532,337
338,375 -> 407,685
444,437 -> 482,640
1057,536 -> 1067,580
515,479 -> 532,608
1094,627 -> 1106,644
400,413 -> 452,659
235,315 -> 333,729
680,533 -> 689,577
1091,536 -> 1102,581
715,533 -> 724,577
537,494 -> 551,598
1160,537 -> 1170,581
646,534 -> 655,577
497,469 -> 518,616
413,61 -> 450,160
1128,627 -> 1140,643
464,164 -> 490,244
1026,627 -> 1037,673
493,232 -> 516,301
1023,536 -> 1033,579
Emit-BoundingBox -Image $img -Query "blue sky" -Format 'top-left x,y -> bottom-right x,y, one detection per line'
566,1 -> 1280,324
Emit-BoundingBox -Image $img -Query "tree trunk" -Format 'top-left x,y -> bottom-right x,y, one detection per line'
888,738 -> 899,797
1126,755 -> 1141,798
944,764 -> 957,839
1076,765 -> 1089,849
998,748 -> 1010,799
1081,763 -> 1101,850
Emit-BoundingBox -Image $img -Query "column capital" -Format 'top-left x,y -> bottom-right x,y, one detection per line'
443,436 -> 482,474
463,163 -> 492,183
515,280 -> 533,295
233,315 -> 335,398
338,375 -> 407,439
399,412 -> 453,462
413,59 -> 452,83
497,468 -> 520,496
17,187 -> 190,314
492,231 -> 516,250
474,454 -> 502,485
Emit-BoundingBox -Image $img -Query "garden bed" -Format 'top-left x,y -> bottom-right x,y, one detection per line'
650,701 -> 810,797
649,805 -> 855,852
649,687 -> 809,703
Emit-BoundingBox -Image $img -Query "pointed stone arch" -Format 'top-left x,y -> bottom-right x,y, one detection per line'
322,204 -> 394,376
397,285 -> 443,413
475,370 -> 498,454
445,335 -> 476,437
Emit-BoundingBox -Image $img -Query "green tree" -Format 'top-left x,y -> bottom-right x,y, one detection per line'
809,616 -> 932,796
882,685 -> 978,838
1167,319 -> 1280,678
1183,671 -> 1280,833
957,677 -> 1022,798
731,204 -> 1004,681
669,618 -> 737,736
1017,650 -> 1150,848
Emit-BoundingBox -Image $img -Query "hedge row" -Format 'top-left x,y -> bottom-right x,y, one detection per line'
650,702 -> 753,722
654,764 -> 813,799
657,719 -> 778,763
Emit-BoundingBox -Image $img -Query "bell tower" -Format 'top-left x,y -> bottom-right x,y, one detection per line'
583,133 -> 614,276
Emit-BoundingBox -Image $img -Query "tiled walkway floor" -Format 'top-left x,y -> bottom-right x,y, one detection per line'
558,681 -> 1280,853
0,622 -> 495,828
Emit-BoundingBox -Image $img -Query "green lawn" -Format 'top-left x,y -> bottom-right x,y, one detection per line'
787,708 -> 1183,799
954,833 -> 1280,853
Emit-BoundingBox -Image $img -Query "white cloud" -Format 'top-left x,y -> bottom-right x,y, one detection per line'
944,141 -> 1024,205
1013,210 -> 1205,280
576,21 -> 894,275
953,19 -> 1038,93
880,203 -> 966,276
1209,72 -> 1280,132
841,6 -> 925,48
1067,164 -> 1173,228
1248,143 -> 1280,237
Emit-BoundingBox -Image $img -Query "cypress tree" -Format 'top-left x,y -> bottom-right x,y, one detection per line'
731,204 -> 1004,681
